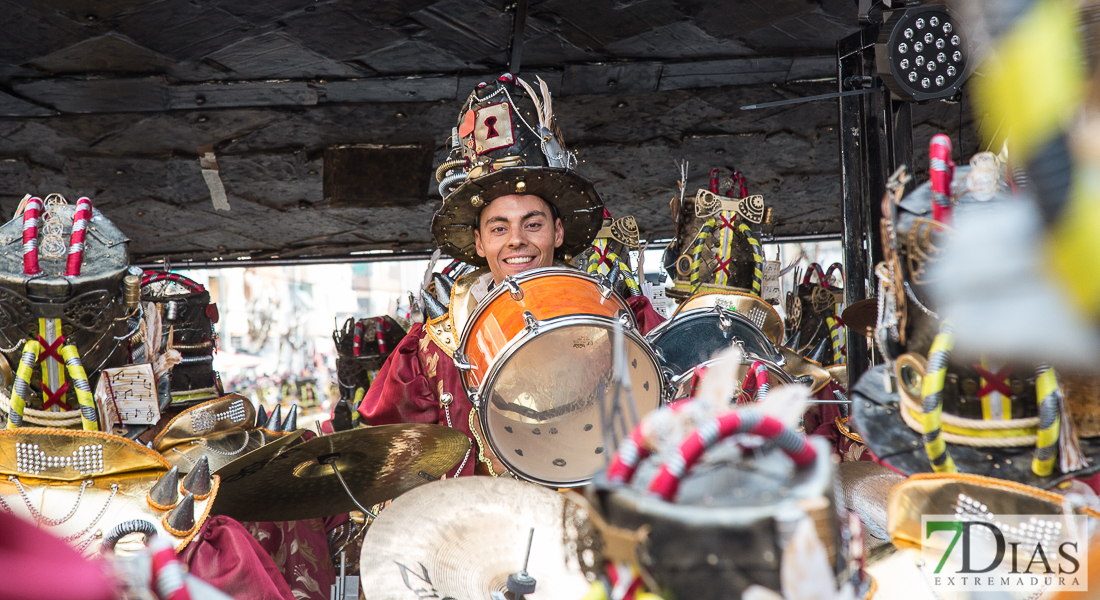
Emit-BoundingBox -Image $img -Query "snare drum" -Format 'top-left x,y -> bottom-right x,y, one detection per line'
646,304 -> 783,379
455,267 -> 663,487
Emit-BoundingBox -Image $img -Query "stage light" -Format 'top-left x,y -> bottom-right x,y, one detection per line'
877,5 -> 969,101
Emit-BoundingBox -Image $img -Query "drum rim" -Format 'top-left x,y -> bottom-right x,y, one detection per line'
667,353 -> 795,401
646,306 -> 783,364
456,266 -> 633,361
472,313 -> 664,487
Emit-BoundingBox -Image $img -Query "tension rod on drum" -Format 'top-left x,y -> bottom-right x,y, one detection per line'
322,456 -> 379,520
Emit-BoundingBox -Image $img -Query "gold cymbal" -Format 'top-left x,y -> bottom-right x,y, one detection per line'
841,298 -> 878,337
360,476 -> 591,599
778,346 -> 831,393
211,424 -> 470,522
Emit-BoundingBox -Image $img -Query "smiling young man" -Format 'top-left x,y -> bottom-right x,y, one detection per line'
356,75 -> 663,478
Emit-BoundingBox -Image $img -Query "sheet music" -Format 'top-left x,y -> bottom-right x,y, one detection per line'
761,260 -> 782,304
94,364 -> 161,426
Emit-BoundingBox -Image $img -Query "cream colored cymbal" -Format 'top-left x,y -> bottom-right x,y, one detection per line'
360,476 -> 591,600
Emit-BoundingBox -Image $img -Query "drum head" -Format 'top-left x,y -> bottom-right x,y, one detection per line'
482,319 -> 662,486
649,309 -> 776,376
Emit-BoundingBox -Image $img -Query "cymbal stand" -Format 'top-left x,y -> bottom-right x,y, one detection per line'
323,456 -> 373,600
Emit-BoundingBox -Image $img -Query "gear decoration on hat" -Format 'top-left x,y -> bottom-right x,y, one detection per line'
662,168 -> 773,300
431,74 -> 604,267
850,141 -> 1100,490
0,195 -> 132,432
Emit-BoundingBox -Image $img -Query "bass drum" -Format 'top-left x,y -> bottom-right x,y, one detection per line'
646,305 -> 783,380
456,267 -> 663,487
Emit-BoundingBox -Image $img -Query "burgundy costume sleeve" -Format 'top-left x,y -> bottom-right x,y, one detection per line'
358,323 -> 441,428
626,295 -> 666,335
358,323 -> 477,477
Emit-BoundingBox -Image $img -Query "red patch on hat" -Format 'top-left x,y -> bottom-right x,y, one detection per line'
459,110 -> 476,138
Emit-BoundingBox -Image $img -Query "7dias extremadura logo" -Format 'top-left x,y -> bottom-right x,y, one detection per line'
921,514 -> 1089,593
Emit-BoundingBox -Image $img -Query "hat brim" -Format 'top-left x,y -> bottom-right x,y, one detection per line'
431,167 -> 604,266
850,364 -> 1100,489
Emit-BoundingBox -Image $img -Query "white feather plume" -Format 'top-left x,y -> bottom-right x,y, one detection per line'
517,76 -> 554,132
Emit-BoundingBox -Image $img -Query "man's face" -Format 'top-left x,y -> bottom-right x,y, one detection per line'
474,194 -> 564,284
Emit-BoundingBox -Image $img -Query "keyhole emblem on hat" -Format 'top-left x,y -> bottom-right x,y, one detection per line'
473,102 -> 514,155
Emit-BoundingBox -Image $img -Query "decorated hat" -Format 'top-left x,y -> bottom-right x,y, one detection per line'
333,315 -> 407,397
573,208 -> 642,296
430,75 -> 604,266
785,262 -> 847,368
0,194 -> 133,432
0,427 -> 219,556
153,394 -> 295,474
851,138 -> 1100,489
662,167 -> 772,300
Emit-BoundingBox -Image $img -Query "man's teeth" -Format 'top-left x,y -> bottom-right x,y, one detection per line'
504,257 -> 534,265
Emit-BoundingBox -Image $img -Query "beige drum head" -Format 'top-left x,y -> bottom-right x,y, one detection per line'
481,318 -> 662,487
360,477 -> 591,600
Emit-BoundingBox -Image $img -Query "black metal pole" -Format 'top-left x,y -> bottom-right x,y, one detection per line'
508,0 -> 529,76
837,30 -> 873,387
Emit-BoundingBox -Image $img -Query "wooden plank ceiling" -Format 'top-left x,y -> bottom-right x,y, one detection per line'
0,0 -> 975,262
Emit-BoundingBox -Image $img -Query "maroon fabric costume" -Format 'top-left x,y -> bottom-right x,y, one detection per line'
359,295 -> 665,477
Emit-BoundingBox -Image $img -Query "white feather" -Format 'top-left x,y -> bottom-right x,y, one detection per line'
517,77 -> 545,129
693,344 -> 744,412
751,382 -> 809,429
537,76 -> 553,130
779,517 -> 855,600
421,248 -> 441,291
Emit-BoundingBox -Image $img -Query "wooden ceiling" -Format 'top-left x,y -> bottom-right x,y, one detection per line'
0,0 -> 977,262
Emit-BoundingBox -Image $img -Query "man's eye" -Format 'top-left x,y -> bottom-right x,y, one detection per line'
526,222 -> 542,229
492,226 -> 506,234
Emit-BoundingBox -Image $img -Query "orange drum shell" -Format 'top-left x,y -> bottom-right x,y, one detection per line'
461,272 -> 629,389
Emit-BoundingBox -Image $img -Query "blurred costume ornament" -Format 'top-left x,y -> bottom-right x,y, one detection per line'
153,394 -> 294,475
851,144 -> 1100,489
0,195 -> 131,431
662,168 -> 772,300
0,427 -> 219,557
785,263 -> 846,367
867,472 -> 1100,599
431,74 -> 603,266
586,353 -> 866,600
140,271 -> 221,407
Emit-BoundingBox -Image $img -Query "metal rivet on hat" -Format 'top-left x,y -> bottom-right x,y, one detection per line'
516,181 -> 527,193
471,195 -> 484,207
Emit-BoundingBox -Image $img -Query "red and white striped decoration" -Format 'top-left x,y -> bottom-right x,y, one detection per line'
150,536 -> 192,600
375,317 -> 388,355
647,411 -> 816,501
929,134 -> 955,224
801,262 -> 827,287
740,361 -> 771,403
352,320 -> 366,356
64,197 -> 93,276
22,197 -> 43,276
140,271 -> 206,293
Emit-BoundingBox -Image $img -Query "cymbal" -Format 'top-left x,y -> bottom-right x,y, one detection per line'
841,298 -> 878,336
211,424 -> 470,522
360,477 -> 591,600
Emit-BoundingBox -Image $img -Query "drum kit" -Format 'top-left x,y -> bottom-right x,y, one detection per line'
196,265 -> 834,599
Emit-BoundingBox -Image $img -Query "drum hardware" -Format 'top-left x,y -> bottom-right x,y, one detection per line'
522,310 -> 539,332
501,528 -> 538,600
503,277 -> 524,301
451,352 -> 475,372
330,550 -> 359,600
596,274 -> 614,299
